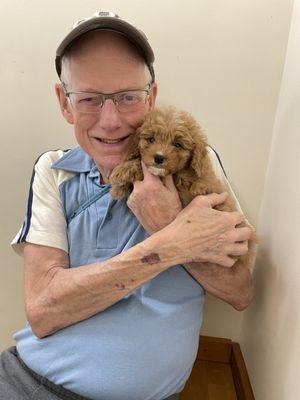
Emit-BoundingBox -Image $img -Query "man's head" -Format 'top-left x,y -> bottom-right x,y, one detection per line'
55,11 -> 155,83
55,11 -> 157,181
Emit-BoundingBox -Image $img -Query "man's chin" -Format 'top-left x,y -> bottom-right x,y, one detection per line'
95,156 -> 124,179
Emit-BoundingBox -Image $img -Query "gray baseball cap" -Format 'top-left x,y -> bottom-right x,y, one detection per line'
55,11 -> 155,81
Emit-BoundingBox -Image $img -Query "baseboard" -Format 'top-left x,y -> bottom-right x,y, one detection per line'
197,336 -> 255,400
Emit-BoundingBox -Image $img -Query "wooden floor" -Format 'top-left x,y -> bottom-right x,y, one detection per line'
178,336 -> 255,400
180,359 -> 237,400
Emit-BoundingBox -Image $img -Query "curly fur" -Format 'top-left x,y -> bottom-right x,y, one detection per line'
110,106 -> 256,270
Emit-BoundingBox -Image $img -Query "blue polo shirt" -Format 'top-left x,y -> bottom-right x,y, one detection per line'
11,147 -> 207,400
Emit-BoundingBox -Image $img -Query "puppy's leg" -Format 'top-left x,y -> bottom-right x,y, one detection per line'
110,159 -> 143,199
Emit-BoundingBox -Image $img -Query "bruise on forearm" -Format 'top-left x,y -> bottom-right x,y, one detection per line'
141,252 -> 161,265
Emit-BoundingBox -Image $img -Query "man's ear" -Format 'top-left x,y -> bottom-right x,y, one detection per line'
148,82 -> 158,110
55,83 -> 74,124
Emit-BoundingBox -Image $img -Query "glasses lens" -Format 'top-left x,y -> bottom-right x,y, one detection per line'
69,93 -> 102,113
115,90 -> 149,112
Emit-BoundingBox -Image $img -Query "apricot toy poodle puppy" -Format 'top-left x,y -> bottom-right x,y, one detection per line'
110,106 -> 256,270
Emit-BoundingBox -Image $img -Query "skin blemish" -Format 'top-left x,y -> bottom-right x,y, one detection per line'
187,220 -> 191,223
141,253 -> 161,265
115,283 -> 125,290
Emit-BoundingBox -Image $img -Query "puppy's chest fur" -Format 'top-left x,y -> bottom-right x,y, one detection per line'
173,158 -> 226,208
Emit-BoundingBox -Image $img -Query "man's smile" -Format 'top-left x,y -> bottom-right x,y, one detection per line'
93,134 -> 131,144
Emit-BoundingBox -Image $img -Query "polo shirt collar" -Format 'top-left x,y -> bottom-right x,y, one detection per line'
51,146 -> 95,173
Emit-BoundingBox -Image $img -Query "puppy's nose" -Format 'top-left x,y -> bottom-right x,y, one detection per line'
154,154 -> 165,164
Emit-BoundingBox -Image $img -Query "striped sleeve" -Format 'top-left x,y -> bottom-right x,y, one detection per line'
11,150 -> 74,256
207,146 -> 244,214
207,147 -> 256,271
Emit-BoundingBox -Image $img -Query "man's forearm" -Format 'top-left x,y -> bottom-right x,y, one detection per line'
183,262 -> 254,310
27,232 -> 182,338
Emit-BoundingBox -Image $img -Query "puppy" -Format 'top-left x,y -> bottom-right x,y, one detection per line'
110,106 -> 256,270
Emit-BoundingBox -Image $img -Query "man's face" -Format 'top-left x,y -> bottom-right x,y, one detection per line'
56,32 -> 157,181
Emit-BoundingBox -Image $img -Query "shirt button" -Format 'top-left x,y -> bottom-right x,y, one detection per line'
106,212 -> 112,221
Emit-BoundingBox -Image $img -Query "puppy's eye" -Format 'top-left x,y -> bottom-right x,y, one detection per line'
173,142 -> 183,148
147,137 -> 155,144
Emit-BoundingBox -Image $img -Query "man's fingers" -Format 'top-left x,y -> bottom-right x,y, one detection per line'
141,163 -> 177,192
217,255 -> 236,268
229,242 -> 249,256
231,211 -> 245,226
162,174 -> 177,191
193,192 -> 229,208
233,226 -> 252,242
208,192 -> 229,207
141,161 -> 148,178
141,161 -> 157,182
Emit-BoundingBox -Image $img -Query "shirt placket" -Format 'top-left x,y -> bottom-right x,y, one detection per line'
88,166 -> 120,250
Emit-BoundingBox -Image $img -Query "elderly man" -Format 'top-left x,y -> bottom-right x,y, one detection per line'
0,11 -> 253,400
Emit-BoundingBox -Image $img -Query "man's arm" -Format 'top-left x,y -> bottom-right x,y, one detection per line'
24,194 -> 247,339
24,235 -> 177,339
183,262 -> 254,310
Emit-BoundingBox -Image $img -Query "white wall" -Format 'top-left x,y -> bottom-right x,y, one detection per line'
0,0 -> 294,350
239,1 -> 300,398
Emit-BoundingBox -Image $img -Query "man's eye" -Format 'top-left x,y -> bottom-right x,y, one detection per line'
124,95 -> 135,102
78,96 -> 99,105
118,93 -> 140,104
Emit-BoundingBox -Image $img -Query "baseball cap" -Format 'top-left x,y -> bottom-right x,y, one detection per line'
55,11 -> 155,81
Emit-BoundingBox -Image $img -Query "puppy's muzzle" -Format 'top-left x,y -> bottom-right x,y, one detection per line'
154,154 -> 165,165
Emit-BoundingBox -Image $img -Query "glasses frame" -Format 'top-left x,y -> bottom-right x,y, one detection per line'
61,82 -> 152,114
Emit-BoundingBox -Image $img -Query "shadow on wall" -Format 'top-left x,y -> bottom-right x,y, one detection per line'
240,248 -> 299,400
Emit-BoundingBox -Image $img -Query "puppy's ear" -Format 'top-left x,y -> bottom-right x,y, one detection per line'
128,133 -> 140,160
125,129 -> 142,160
190,137 -> 207,178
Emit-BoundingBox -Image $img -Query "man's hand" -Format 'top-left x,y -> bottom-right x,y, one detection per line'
163,193 -> 251,267
127,162 -> 182,234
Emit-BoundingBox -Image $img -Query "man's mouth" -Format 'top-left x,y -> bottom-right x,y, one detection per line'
94,134 -> 130,144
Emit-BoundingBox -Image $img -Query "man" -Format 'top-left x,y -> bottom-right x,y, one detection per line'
0,11 -> 253,400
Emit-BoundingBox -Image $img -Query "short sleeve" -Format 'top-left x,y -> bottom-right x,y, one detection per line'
11,151 -> 74,256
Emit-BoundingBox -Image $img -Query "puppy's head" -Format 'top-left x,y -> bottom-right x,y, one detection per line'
137,107 -> 207,177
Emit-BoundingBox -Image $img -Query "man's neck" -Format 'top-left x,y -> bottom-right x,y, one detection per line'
98,166 -> 112,184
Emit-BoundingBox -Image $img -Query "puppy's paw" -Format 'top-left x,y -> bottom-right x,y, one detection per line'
111,163 -> 140,182
109,159 -> 142,199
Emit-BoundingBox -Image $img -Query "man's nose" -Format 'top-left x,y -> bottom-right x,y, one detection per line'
97,99 -> 122,131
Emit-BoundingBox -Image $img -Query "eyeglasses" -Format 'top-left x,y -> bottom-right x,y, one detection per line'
62,83 -> 152,114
